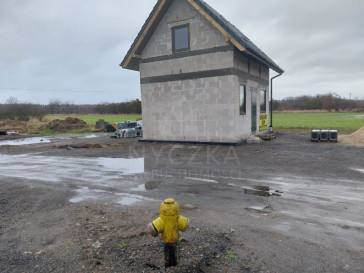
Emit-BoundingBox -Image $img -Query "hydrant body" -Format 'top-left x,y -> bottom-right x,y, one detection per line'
148,198 -> 189,267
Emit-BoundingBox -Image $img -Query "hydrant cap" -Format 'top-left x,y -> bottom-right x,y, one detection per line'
164,198 -> 175,205
160,198 -> 179,217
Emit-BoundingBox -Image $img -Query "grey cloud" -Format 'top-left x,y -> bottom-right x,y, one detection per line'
0,0 -> 363,104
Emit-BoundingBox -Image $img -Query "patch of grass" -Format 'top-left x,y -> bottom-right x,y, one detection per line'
119,243 -> 128,249
43,114 -> 142,125
226,251 -> 238,260
40,128 -> 57,136
39,126 -> 94,136
273,112 -> 364,134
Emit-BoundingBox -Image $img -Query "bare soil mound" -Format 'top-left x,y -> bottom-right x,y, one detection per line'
41,117 -> 88,133
0,120 -> 27,132
340,126 -> 364,146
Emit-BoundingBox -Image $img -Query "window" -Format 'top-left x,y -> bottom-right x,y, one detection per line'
240,85 -> 246,115
172,24 -> 190,53
260,90 -> 266,113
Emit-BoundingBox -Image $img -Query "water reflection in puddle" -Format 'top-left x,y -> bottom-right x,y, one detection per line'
69,187 -> 154,205
130,180 -> 163,192
351,168 -> 364,174
98,157 -> 144,174
130,184 -> 146,192
0,154 -> 144,180
0,154 -> 146,204
82,134 -> 98,139
117,193 -> 154,206
0,137 -> 51,146
245,205 -> 274,214
185,177 -> 218,183
244,186 -> 282,197
228,183 -> 282,197
69,187 -> 109,203
244,186 -> 271,197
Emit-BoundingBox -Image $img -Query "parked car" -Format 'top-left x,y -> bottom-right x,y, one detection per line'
114,121 -> 143,138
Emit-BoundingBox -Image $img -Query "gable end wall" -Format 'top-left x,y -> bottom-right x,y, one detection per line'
141,0 -> 228,59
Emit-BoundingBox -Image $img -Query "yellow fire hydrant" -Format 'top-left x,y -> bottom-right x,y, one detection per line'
148,198 -> 189,267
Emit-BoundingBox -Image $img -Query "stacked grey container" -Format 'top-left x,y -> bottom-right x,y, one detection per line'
311,130 -> 338,142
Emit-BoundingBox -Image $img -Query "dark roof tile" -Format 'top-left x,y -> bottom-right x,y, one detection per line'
194,0 -> 283,73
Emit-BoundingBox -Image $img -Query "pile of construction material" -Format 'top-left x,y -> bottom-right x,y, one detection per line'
257,134 -> 276,141
340,126 -> 364,146
40,118 -> 88,133
95,119 -> 117,132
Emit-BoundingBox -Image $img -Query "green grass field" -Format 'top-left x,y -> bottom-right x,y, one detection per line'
273,112 -> 364,134
43,114 -> 142,125
37,113 -> 364,135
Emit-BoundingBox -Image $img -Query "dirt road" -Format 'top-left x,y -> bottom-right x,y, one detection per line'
0,133 -> 363,272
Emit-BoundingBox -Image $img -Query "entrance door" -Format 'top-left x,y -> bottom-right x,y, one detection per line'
251,91 -> 257,134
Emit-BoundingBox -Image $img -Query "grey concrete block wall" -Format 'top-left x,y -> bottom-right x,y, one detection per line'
140,51 -> 234,78
137,0 -> 272,143
261,66 -> 269,81
141,75 -> 269,142
233,52 -> 249,73
141,0 -> 228,59
249,61 -> 260,77
141,75 -> 242,143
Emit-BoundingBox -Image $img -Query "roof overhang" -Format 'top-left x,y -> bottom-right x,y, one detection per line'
121,0 -> 171,71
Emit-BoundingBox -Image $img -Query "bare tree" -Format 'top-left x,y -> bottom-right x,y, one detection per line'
6,96 -> 19,104
48,99 -> 62,114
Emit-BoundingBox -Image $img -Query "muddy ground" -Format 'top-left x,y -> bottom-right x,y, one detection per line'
0,133 -> 363,273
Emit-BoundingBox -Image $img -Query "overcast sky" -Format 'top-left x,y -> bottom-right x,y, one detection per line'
1,0 -> 363,104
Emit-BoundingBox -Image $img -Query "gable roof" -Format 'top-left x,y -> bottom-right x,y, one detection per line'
121,0 -> 284,74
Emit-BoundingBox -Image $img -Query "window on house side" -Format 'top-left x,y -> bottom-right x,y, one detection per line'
260,90 -> 266,113
172,24 -> 190,53
240,85 -> 246,115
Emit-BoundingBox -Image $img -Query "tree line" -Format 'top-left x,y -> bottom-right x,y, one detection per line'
1,94 -> 363,122
273,93 -> 364,112
0,97 -> 142,121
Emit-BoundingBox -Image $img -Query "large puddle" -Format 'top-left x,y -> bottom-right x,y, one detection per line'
0,154 -> 147,205
0,133 -> 111,146
1,152 -> 364,247
0,154 -> 144,179
98,157 -> 144,174
0,137 -> 51,146
346,115 -> 364,119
